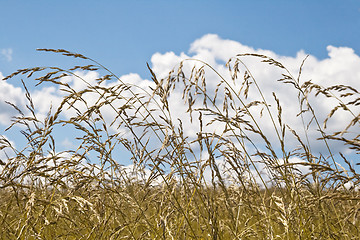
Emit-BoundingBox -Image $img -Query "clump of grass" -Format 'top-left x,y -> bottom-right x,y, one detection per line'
0,49 -> 359,239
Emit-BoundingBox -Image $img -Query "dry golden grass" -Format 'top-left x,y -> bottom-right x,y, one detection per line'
0,49 -> 359,239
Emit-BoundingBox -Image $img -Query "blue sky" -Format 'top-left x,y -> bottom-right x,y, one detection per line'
1,1 -> 359,78
1,1 -> 360,175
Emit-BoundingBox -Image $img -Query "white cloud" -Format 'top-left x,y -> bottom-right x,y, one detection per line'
146,34 -> 360,186
0,134 -> 16,158
151,51 -> 189,79
63,70 -> 99,92
343,181 -> 360,191
32,86 -> 63,118
1,48 -> 13,62
0,72 -> 28,126
153,34 -> 359,153
0,134 -> 16,173
61,137 -> 76,149
0,34 -> 359,186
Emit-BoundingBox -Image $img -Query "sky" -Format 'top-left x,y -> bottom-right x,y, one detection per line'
1,1 -> 360,181
1,1 -> 360,78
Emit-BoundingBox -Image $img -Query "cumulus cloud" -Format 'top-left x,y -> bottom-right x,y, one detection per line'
0,34 -> 359,185
1,48 -> 13,62
0,134 -> 16,158
150,34 -> 359,154
0,72 -> 27,126
146,34 -> 360,187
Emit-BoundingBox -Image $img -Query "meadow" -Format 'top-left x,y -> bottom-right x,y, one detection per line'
0,49 -> 359,239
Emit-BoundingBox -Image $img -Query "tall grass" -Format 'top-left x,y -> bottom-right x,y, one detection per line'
0,49 -> 359,239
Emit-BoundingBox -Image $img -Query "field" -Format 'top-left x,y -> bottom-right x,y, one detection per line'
0,49 -> 359,239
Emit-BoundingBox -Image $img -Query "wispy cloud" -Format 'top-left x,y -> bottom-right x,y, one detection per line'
1,48 -> 13,62
61,138 -> 76,149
